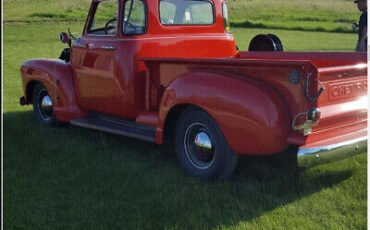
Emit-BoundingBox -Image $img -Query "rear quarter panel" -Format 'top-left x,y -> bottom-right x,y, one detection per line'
159,71 -> 291,155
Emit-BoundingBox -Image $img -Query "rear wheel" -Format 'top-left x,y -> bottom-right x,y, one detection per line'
32,83 -> 58,126
174,108 -> 238,181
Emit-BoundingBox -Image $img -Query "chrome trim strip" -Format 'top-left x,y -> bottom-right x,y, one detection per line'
101,45 -> 115,50
297,136 -> 367,167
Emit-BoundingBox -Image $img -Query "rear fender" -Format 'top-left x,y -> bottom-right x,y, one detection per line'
21,59 -> 86,121
158,71 -> 291,155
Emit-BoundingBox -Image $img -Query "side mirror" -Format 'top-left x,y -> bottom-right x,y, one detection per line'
59,32 -> 69,44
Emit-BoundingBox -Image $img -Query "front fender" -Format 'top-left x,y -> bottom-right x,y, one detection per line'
159,71 -> 291,155
21,59 -> 86,121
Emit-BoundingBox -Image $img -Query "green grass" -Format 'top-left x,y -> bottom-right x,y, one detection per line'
3,0 -> 91,23
232,28 -> 358,51
3,0 -> 362,33
227,0 -> 360,33
3,22 -> 366,229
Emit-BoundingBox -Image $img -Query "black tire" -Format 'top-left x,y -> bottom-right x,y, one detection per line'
267,34 -> 284,51
174,108 -> 238,181
248,34 -> 283,51
32,83 -> 58,126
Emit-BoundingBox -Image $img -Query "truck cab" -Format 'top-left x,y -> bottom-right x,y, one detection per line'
71,0 -> 236,118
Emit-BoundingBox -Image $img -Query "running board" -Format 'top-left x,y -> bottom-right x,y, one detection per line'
70,114 -> 156,143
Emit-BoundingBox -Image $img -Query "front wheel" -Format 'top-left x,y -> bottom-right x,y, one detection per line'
174,108 -> 238,181
32,83 -> 58,126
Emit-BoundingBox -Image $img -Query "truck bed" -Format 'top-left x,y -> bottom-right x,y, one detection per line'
142,51 -> 367,149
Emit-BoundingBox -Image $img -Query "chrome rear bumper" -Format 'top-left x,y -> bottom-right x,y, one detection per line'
297,136 -> 367,168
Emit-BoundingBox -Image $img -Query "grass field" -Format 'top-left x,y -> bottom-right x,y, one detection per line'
227,0 -> 359,33
4,0 -> 361,33
3,0 -> 367,229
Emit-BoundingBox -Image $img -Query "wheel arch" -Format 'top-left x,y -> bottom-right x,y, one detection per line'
20,59 -> 86,121
163,104 -> 211,139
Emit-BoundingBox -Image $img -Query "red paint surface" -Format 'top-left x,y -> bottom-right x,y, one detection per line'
21,59 -> 87,121
20,0 -> 367,155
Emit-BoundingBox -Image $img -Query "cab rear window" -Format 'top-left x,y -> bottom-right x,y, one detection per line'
159,0 -> 214,25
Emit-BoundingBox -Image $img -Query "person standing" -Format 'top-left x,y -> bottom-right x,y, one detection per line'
355,0 -> 367,52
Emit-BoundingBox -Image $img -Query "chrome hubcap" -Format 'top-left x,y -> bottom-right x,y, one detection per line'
184,123 -> 215,169
38,89 -> 53,120
194,132 -> 213,158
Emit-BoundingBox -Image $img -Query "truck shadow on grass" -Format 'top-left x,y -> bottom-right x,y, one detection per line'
4,111 -> 359,229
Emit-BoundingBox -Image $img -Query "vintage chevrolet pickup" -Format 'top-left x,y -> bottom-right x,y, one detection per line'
20,0 -> 367,180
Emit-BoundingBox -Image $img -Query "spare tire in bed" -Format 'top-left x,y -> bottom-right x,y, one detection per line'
248,34 -> 283,51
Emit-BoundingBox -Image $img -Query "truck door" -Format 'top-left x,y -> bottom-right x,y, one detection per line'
71,0 -> 122,116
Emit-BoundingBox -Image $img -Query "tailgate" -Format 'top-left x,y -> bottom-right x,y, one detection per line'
297,56 -> 367,167
313,62 -> 367,133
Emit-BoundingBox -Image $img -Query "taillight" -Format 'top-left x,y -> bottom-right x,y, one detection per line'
292,108 -> 321,136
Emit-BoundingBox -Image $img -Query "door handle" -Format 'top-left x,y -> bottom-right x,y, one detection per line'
101,46 -> 115,50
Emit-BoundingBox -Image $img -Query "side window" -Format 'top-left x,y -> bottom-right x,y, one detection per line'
159,1 -> 176,24
87,0 -> 118,35
159,0 -> 214,25
222,1 -> 230,32
123,0 -> 147,35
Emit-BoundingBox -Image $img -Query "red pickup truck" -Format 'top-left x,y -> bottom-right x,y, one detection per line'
20,0 -> 367,180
